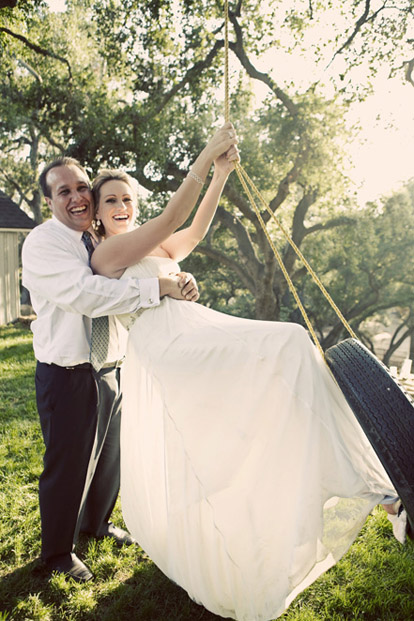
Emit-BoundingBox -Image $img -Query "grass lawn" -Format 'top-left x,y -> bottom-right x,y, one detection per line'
1,321 -> 413,621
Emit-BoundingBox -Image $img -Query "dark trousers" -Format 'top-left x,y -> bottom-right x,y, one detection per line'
35,362 -> 122,562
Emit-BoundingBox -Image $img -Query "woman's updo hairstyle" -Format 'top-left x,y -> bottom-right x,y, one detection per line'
92,169 -> 139,237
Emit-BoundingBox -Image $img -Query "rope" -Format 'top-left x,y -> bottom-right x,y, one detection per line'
224,0 -> 230,124
236,165 -> 357,340
235,162 -> 326,358
222,0 -> 357,354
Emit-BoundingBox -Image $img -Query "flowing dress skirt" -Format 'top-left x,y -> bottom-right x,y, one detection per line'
119,256 -> 395,621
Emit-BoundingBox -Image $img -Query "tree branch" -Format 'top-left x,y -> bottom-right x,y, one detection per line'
0,166 -> 32,206
389,317 -> 409,349
327,0 -> 390,67
227,12 -> 298,117
215,205 -> 262,278
382,325 -> 413,366
268,154 -> 306,216
0,27 -> 72,79
42,130 -> 66,153
319,288 -> 405,349
281,190 -> 318,274
16,58 -> 43,83
335,0 -> 372,56
147,40 -> 224,117
223,179 -> 258,223
195,242 -> 256,292
403,56 -> 414,86
303,215 -> 356,236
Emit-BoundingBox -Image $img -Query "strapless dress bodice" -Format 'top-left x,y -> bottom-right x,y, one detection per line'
122,255 -> 180,280
117,256 -> 180,330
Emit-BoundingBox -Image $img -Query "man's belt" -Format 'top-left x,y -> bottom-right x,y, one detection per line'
62,358 -> 125,371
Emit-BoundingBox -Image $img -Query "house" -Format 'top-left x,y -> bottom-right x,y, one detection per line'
0,190 -> 36,324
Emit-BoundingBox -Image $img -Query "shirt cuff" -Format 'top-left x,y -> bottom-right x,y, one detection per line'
139,278 -> 160,308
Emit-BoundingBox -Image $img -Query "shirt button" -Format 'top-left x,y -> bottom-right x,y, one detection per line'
148,298 -> 153,305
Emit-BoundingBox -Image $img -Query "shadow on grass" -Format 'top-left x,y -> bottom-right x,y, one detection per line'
0,556 -> 228,621
0,558 -> 48,609
87,562 -> 228,621
2,529 -> 414,621
0,342 -> 34,362
0,322 -> 34,354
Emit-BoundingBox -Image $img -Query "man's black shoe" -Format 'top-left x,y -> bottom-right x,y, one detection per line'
45,552 -> 93,582
96,522 -> 136,546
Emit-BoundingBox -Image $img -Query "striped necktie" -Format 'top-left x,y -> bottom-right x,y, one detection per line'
81,231 -> 109,371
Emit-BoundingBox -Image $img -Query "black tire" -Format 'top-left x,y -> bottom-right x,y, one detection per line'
325,338 -> 414,533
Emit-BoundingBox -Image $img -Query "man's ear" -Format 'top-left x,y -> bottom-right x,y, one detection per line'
45,197 -> 52,209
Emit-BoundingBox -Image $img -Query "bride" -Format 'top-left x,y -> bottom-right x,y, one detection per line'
90,123 -> 398,621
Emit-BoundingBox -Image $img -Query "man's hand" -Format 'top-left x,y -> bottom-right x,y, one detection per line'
158,272 -> 199,302
177,272 -> 199,301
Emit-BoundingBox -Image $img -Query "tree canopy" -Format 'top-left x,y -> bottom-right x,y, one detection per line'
1,0 -> 414,356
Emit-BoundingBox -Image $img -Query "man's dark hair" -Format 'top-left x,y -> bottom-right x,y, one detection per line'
39,157 -> 90,198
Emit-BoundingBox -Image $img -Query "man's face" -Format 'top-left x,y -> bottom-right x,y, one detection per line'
45,165 -> 93,232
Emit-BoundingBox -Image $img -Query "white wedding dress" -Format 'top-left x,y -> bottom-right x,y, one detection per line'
119,256 -> 395,621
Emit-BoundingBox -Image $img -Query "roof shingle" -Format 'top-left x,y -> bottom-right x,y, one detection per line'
0,190 -> 36,230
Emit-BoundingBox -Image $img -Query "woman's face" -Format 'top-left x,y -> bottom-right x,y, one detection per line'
96,179 -> 137,238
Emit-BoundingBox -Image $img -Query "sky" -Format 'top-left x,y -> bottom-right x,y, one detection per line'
346,81 -> 414,205
47,0 -> 65,10
45,0 -> 414,206
256,12 -> 414,206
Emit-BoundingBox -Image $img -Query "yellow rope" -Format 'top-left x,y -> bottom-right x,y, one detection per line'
224,0 -> 230,124
223,0 -> 357,353
236,165 -> 357,339
235,162 -> 326,357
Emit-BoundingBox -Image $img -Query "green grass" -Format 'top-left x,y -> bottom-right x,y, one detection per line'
1,321 -> 413,620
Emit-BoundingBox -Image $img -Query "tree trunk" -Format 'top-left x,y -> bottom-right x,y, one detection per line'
254,255 -> 279,320
29,189 -> 43,224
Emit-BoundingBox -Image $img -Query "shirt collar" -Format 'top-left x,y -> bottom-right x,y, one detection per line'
51,215 -> 93,243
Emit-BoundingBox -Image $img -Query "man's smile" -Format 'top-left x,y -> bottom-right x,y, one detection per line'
70,205 -> 89,215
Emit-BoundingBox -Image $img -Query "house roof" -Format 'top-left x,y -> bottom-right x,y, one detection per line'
0,190 -> 36,230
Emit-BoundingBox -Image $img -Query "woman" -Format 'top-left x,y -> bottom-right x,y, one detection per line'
91,124 -> 400,621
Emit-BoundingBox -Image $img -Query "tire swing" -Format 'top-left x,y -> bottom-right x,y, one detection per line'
222,1 -> 414,535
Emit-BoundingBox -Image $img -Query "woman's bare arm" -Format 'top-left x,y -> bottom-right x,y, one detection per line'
91,123 -> 237,278
160,145 -> 238,261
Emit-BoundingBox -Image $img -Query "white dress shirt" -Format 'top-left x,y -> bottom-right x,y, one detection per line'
22,217 -> 160,366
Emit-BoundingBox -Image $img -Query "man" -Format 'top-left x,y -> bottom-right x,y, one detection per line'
22,157 -> 200,583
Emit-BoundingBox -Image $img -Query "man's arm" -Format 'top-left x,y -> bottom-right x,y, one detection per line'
23,225 -> 199,317
22,226 -> 159,318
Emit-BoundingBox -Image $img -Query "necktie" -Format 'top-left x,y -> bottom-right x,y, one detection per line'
81,231 -> 109,371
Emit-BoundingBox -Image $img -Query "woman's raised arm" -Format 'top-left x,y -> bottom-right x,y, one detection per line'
159,144 -> 239,262
91,123 -> 238,278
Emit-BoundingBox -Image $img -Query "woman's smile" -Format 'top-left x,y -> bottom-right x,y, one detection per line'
96,179 -> 137,237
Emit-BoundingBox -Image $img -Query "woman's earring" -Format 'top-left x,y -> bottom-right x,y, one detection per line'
96,219 -> 101,227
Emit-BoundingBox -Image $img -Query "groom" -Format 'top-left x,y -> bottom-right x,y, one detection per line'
22,157 -> 199,583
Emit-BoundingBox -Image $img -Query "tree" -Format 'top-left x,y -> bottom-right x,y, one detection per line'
0,0 -> 72,221
291,179 -> 414,354
1,0 -> 413,337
